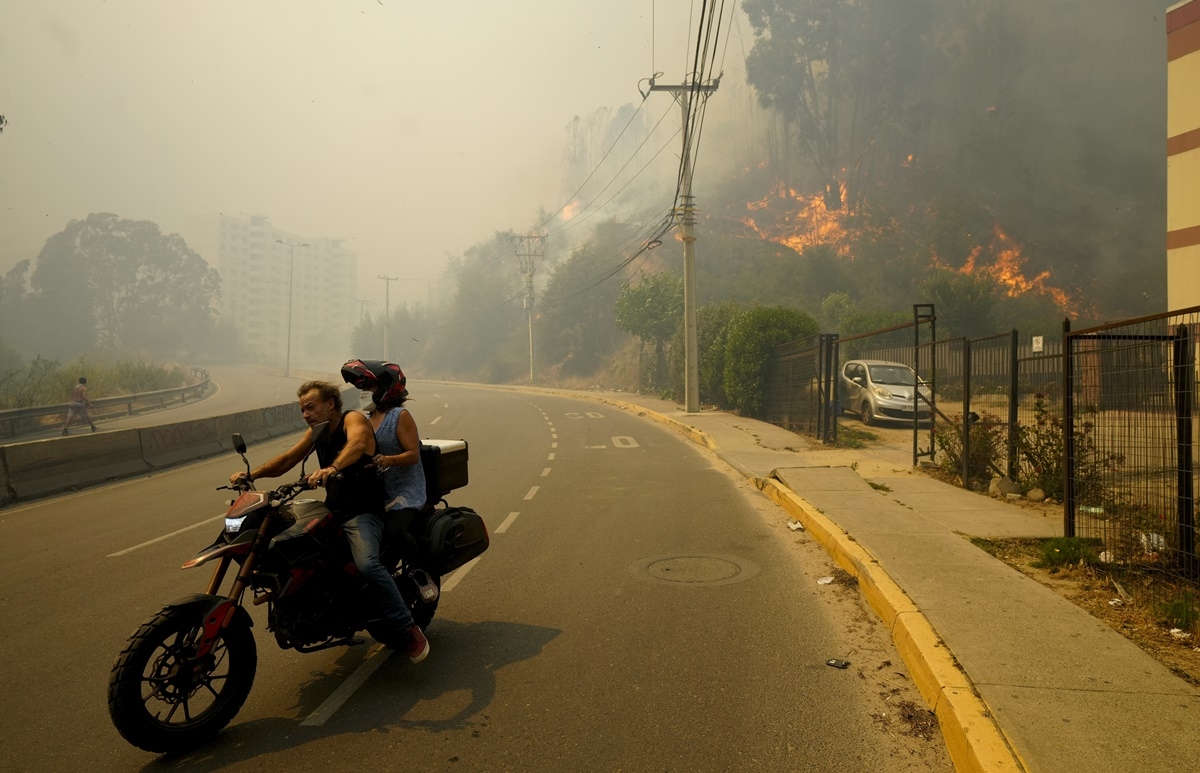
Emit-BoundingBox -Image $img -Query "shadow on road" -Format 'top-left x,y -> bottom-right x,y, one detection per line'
141,619 -> 561,772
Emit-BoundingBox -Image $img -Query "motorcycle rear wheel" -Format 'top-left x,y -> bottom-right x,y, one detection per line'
108,605 -> 257,753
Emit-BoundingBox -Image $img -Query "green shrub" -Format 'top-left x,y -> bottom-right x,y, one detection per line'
1156,593 -> 1200,633
932,412 -> 1006,487
722,306 -> 819,418
1034,537 -> 1102,568
1016,393 -> 1123,503
669,301 -> 744,407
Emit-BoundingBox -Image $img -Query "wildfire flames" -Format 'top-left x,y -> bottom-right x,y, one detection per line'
939,224 -> 1074,313
734,183 -> 1075,314
737,184 -> 853,257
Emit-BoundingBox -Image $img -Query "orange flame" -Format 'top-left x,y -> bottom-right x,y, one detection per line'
736,183 -> 853,257
561,200 -> 581,220
944,225 -> 1074,313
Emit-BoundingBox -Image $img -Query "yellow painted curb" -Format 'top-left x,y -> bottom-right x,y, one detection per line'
755,477 -> 1024,773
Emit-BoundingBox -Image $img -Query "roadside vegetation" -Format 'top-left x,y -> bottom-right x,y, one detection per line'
0,353 -> 189,410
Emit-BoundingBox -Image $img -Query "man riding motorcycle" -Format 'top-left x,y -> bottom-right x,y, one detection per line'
228,379 -> 430,663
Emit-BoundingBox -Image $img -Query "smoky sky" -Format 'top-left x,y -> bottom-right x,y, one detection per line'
0,0 -> 717,314
0,0 -> 1171,326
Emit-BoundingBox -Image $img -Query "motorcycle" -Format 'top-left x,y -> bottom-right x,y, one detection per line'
107,423 -> 488,753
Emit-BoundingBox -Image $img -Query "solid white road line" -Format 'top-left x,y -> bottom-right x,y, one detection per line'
300,644 -> 393,727
107,514 -> 226,557
303,553 -> 482,727
523,486 -> 539,500
496,511 -> 520,533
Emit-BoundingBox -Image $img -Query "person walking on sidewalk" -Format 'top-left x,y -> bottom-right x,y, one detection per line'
61,377 -> 97,435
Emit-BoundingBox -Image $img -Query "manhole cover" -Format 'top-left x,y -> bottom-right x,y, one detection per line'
630,554 -> 760,587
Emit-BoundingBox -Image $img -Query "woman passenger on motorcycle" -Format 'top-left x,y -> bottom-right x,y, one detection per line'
360,362 -> 427,544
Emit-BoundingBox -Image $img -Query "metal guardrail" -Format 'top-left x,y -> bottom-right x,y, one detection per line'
0,367 -> 211,440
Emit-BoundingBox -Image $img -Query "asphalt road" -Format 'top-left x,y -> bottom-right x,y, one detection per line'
0,382 -> 949,772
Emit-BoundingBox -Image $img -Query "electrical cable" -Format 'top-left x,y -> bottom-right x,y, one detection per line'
543,124 -> 682,237
538,97 -> 651,233
543,99 -> 678,235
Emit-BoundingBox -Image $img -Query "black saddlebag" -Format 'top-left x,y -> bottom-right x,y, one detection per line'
422,505 -> 489,574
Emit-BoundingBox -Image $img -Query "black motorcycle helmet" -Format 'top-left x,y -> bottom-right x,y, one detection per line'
340,359 -> 408,407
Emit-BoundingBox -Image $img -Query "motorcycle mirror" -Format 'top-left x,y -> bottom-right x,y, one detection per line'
231,433 -> 251,478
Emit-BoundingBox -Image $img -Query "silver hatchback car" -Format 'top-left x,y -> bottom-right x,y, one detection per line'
839,359 -> 931,425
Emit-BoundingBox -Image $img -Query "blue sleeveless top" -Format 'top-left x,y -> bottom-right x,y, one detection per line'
375,407 -> 426,511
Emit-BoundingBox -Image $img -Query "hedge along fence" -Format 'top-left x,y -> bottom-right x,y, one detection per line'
669,304 -> 819,417
0,399 -> 308,506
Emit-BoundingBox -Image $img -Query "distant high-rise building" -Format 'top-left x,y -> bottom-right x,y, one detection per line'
184,213 -> 358,368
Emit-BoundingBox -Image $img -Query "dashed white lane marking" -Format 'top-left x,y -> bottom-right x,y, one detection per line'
551,442 -> 558,448
541,467 -> 551,477
496,511 -> 520,533
585,445 -> 607,449
523,486 -> 539,500
551,433 -> 557,439
108,515 -> 225,557
302,553 -> 483,727
429,416 -> 442,425
444,402 -> 449,408
547,453 -> 555,460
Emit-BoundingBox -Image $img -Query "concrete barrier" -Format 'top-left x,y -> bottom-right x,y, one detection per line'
139,418 -> 223,469
4,431 -> 150,501
263,402 -> 306,437
0,447 -> 13,507
215,410 -> 272,450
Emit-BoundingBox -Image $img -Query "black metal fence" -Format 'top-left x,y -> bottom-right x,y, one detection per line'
761,303 -> 1199,602
1064,307 -> 1199,586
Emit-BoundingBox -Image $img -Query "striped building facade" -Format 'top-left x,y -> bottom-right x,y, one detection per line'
1168,0 -> 1200,310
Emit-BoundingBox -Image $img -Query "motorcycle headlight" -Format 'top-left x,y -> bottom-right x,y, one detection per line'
872,385 -> 892,399
225,515 -> 248,534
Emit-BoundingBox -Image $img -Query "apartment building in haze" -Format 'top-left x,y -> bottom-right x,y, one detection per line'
184,213 -> 357,368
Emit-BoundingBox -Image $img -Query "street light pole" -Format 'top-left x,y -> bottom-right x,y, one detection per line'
276,239 -> 309,377
379,275 -> 398,361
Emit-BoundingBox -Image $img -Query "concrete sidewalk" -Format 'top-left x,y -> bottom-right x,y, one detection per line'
581,390 -> 1200,773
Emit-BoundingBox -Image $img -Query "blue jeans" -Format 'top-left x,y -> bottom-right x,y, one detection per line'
342,511 -> 415,629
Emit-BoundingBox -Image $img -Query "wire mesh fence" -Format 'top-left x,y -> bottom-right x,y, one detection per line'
1064,308 -> 1199,599
759,303 -> 1199,605
762,337 -> 822,437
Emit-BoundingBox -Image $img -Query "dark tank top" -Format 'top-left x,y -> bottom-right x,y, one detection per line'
314,412 -> 385,516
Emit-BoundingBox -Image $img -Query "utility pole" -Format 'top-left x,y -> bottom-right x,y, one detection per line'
646,74 -> 719,413
512,233 -> 545,384
276,239 -> 309,377
378,275 -> 398,361
356,299 -> 369,323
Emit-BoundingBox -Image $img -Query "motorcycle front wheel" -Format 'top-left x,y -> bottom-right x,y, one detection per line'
108,605 -> 257,754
